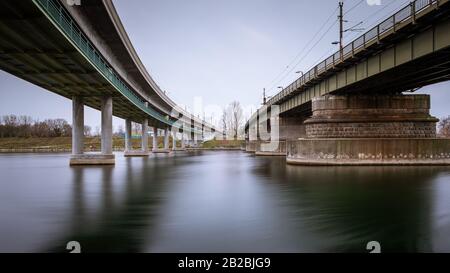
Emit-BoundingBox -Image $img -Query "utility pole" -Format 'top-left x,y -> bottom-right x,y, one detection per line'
262,88 -> 267,105
333,1 -> 364,60
338,1 -> 344,60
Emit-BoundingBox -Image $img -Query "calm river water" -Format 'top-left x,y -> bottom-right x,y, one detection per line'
0,151 -> 449,252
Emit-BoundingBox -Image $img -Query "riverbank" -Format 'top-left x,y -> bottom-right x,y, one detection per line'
0,136 -> 161,153
0,137 -> 244,152
200,139 -> 243,149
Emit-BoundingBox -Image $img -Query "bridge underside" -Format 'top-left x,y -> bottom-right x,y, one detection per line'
0,1 -> 166,128
0,1 -> 206,165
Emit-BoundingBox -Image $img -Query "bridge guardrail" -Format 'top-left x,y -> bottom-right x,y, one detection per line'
268,0 -> 440,106
33,0 -> 203,134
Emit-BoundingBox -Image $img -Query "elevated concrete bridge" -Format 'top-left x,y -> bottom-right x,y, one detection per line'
246,0 -> 450,165
0,0 -> 219,164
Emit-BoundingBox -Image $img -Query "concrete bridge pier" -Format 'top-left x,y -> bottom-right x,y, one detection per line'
181,132 -> 185,149
152,127 -> 158,152
153,127 -> 170,153
164,127 -> 170,150
286,94 -> 450,165
171,130 -> 177,151
71,96 -> 84,156
70,96 -> 115,165
124,119 -> 132,152
141,119 -> 149,153
189,133 -> 199,147
255,116 -> 304,156
124,117 -> 150,157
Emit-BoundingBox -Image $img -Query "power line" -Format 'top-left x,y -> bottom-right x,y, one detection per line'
266,0 -> 410,97
344,0 -> 410,42
362,0 -> 410,26
344,0 -> 365,15
267,18 -> 338,94
264,5 -> 339,93
275,0 -> 409,94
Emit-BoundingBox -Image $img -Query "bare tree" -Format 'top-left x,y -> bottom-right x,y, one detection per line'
438,116 -> 450,137
45,119 -> 71,137
84,125 -> 92,137
32,121 -> 50,137
0,115 -> 72,137
115,124 -> 125,137
221,108 -> 228,138
228,101 -> 243,140
94,126 -> 101,137
132,122 -> 141,136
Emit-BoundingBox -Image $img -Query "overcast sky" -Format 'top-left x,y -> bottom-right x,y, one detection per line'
0,0 -> 448,130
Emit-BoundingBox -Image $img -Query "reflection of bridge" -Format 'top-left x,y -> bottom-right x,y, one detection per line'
0,0 -> 219,165
246,0 -> 450,165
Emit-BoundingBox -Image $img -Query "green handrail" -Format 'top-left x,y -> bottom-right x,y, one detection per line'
32,0 -> 201,134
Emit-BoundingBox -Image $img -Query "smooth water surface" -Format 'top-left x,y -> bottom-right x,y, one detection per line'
0,151 -> 450,252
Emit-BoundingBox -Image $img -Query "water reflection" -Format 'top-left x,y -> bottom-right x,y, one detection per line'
0,152 -> 449,252
282,165 -> 441,252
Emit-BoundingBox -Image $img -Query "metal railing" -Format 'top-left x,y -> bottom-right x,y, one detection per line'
32,0 -> 202,133
268,0 -> 439,106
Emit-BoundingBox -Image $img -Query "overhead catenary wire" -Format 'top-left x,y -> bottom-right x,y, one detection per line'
343,0 -> 410,43
267,18 -> 339,94
264,5 -> 339,95
344,0 -> 365,15
269,0 -> 412,97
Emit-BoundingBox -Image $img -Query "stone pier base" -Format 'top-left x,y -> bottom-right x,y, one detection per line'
287,138 -> 450,165
70,154 -> 115,165
255,141 -> 286,156
286,94 -> 450,166
124,150 -> 150,157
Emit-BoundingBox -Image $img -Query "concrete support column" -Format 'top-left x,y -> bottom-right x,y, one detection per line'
172,130 -> 177,150
101,96 -> 113,155
72,96 -> 84,155
142,119 -> 149,152
70,96 -> 114,165
181,132 -> 185,149
152,127 -> 158,151
125,119 -> 132,152
164,127 -> 169,150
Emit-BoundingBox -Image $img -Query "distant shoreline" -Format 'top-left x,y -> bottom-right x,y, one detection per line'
0,137 -> 243,153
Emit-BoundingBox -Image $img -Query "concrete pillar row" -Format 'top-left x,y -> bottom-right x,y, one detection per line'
72,96 -> 84,155
125,119 -> 132,152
